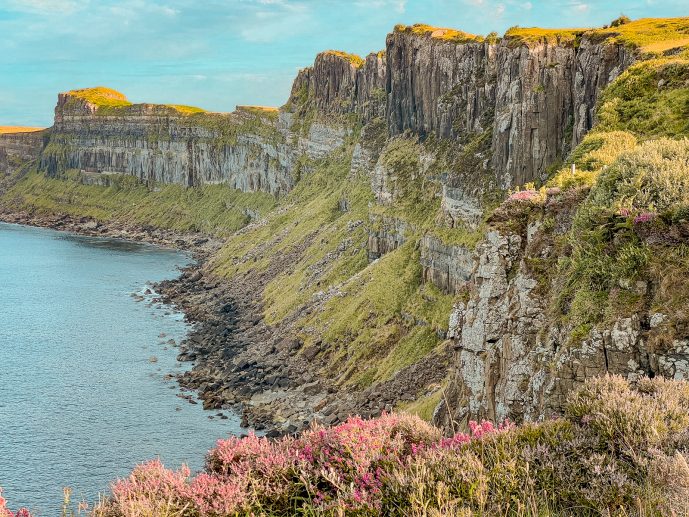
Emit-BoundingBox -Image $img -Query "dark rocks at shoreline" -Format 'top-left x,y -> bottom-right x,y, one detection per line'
1,209 -> 439,437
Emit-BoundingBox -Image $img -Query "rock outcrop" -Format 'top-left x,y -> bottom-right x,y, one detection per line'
0,129 -> 46,177
419,235 -> 473,294
43,92 -> 298,195
386,28 -> 635,189
438,211 -> 689,430
287,50 -> 387,124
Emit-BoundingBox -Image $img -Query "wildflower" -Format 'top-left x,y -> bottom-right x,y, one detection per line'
508,189 -> 541,202
0,488 -> 31,517
633,211 -> 656,224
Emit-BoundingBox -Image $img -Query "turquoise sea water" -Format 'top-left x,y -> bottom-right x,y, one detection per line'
0,223 -> 240,515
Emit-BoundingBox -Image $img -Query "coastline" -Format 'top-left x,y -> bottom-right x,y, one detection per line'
0,207 -> 446,435
0,208 -> 336,435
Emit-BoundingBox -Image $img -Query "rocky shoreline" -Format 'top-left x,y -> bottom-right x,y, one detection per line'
0,208 -> 448,436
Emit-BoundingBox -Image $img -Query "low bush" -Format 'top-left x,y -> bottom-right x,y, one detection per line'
8,376 -> 662,516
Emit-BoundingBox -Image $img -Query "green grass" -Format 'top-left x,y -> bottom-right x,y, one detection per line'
589,16 -> 689,54
504,26 -> 585,47
165,104 -> 207,115
597,57 -> 689,138
2,169 -> 276,236
65,87 -> 132,108
503,17 -> 689,50
64,87 -> 208,117
322,50 -> 364,67
398,384 -> 446,421
394,23 -> 483,44
235,105 -> 280,119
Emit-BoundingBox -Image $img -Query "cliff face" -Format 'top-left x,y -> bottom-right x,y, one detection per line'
7,18 -> 688,437
385,30 -> 634,188
288,50 -> 387,123
0,130 -> 46,177
43,93 -> 299,195
36,28 -> 633,201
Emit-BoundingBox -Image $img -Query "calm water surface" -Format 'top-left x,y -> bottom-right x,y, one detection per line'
0,223 -> 241,515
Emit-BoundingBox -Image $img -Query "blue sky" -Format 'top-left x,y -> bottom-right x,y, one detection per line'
1,0 -> 686,126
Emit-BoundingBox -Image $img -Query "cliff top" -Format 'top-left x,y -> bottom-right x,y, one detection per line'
322,50 -> 365,68
589,16 -> 689,53
236,105 -> 279,118
395,17 -> 689,53
394,24 -> 482,43
507,17 -> 689,51
503,27 -> 585,46
63,87 -> 207,115
0,126 -> 44,134
66,87 -> 132,108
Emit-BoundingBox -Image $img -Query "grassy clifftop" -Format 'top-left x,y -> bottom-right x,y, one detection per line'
64,86 -> 208,116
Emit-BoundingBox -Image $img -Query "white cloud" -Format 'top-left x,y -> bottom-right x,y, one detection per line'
572,2 -> 589,12
521,1 -> 532,10
5,0 -> 80,14
353,0 -> 407,13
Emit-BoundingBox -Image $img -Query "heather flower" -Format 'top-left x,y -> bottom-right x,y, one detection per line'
508,189 -> 541,202
89,378 -> 689,516
0,489 -> 31,517
633,211 -> 656,224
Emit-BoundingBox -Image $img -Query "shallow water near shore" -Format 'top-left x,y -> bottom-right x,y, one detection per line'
0,223 -> 241,515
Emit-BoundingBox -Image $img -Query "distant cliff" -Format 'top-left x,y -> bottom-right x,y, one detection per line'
0,128 -> 46,178
19,22 -> 638,201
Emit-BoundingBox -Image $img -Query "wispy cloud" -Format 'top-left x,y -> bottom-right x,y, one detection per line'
5,0 -> 80,14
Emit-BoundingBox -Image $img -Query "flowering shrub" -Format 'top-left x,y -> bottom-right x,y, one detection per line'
0,489 -> 30,517
93,413 -> 501,516
633,211 -> 657,224
5,376 -> 683,516
507,189 -> 542,203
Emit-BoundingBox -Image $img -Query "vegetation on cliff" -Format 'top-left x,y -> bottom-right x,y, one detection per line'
394,24 -> 484,44
0,127 -> 44,135
3,376 -> 688,516
1,170 -> 276,236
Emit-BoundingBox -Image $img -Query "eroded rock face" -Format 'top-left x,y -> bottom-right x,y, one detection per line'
34,28 -> 634,202
438,224 -> 689,430
386,33 -> 496,140
571,38 -> 635,147
288,51 -> 387,124
419,235 -> 473,294
368,214 -> 408,261
386,31 -> 635,190
43,95 -> 300,196
0,130 -> 46,177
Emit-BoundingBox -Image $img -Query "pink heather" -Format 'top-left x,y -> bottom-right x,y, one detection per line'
634,212 -> 656,224
0,489 -> 31,517
1,413 -> 507,516
83,413 -> 505,515
508,189 -> 540,202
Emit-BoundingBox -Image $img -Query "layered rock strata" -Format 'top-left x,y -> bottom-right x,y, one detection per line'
0,130 -> 46,177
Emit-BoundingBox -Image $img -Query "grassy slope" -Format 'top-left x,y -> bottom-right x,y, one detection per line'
212,139 -> 456,391
1,170 -> 276,237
